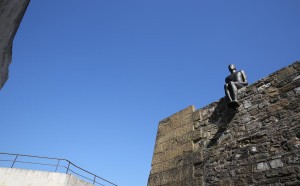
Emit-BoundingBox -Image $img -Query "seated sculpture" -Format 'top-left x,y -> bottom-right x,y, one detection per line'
224,64 -> 248,108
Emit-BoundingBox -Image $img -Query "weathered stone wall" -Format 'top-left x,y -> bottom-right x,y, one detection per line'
148,61 -> 300,185
0,0 -> 30,89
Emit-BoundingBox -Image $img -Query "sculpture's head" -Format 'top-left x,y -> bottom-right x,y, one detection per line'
228,64 -> 236,73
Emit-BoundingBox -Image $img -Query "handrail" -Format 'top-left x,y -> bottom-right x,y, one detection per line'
0,152 -> 117,186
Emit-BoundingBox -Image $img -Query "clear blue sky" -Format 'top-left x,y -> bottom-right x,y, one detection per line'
1,1 -> 300,185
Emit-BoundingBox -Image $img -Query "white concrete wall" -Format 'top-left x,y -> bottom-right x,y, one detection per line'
0,168 -> 93,186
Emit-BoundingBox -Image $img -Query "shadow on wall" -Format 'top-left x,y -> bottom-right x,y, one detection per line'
206,98 -> 237,148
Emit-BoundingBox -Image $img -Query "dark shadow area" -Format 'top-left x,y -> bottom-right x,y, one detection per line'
207,98 -> 237,148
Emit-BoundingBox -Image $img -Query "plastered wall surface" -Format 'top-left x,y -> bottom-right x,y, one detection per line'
0,168 -> 93,186
148,61 -> 300,186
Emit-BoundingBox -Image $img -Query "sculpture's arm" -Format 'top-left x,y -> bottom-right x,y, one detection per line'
225,77 -> 230,84
240,70 -> 248,86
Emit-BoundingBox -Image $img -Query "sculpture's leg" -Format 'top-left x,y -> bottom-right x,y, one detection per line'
224,84 -> 232,101
230,81 -> 238,101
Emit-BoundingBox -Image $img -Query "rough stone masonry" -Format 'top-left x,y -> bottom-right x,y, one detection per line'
148,61 -> 300,186
0,0 -> 30,89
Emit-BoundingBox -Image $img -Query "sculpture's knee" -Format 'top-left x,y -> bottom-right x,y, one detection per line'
229,81 -> 236,88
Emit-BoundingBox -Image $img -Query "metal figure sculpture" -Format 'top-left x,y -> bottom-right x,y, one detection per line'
224,64 -> 248,108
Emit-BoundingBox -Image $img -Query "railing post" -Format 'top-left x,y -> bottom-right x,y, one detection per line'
55,160 -> 60,172
66,161 -> 70,174
93,176 -> 96,184
11,155 -> 18,168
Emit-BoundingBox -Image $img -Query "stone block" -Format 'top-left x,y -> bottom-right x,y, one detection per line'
268,104 -> 282,113
245,122 -> 262,131
262,177 -> 280,185
176,133 -> 193,145
164,143 -> 192,161
241,115 -> 251,123
243,100 -> 252,109
293,75 -> 300,81
161,168 -> 182,184
173,123 -> 193,137
276,67 -> 297,81
280,82 -> 300,93
193,164 -> 203,177
199,106 -> 216,121
180,165 -> 193,179
151,162 -> 166,174
192,110 -> 201,121
269,159 -> 284,169
218,179 -> 234,186
250,108 -> 259,116
156,130 -> 177,145
256,162 -> 270,172
152,152 -> 166,165
294,87 -> 300,96
154,143 -> 163,154
181,106 -> 195,124
158,118 -> 172,136
253,172 -> 266,180
191,129 -> 202,140
279,99 -> 290,107
280,176 -> 298,185
258,101 -> 269,110
266,170 -> 279,178
169,113 -> 182,129
257,83 -> 271,93
189,177 -> 204,186
158,140 -> 176,153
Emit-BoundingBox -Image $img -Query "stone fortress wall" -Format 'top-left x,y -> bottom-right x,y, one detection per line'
148,61 -> 300,185
0,0 -> 30,89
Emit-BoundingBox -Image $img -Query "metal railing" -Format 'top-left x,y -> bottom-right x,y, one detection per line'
0,152 -> 117,186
